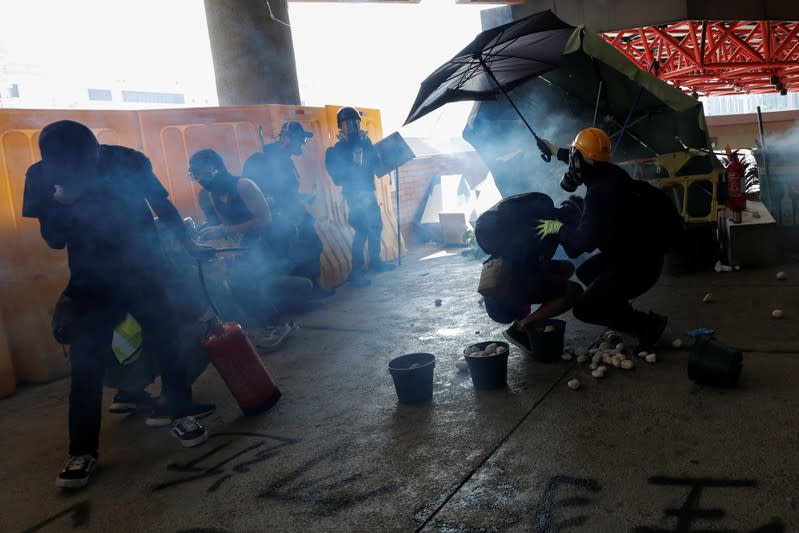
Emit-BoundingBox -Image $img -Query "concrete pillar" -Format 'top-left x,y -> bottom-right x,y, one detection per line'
203,0 -> 300,105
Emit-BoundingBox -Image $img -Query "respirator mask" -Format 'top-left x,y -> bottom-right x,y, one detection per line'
560,146 -> 584,193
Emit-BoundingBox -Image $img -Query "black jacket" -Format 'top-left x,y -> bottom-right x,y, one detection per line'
324,133 -> 380,202
23,145 -> 184,290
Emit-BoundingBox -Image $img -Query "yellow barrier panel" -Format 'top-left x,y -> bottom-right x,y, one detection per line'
0,103 -> 406,393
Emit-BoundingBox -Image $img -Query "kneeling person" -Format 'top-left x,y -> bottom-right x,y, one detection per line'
475,192 -> 584,354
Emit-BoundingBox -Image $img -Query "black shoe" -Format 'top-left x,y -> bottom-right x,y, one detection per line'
108,390 -> 155,414
638,312 -> 668,352
348,273 -> 371,287
369,260 -> 396,273
171,416 -> 208,448
56,454 -> 97,489
502,323 -> 532,355
146,402 -> 216,428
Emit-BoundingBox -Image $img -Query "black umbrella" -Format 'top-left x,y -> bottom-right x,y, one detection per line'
404,10 -> 576,160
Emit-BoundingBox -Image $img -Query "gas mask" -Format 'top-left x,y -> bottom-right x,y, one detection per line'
560,146 -> 584,192
340,118 -> 362,142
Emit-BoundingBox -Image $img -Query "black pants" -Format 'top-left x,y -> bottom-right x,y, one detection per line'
573,252 -> 663,335
347,192 -> 383,273
66,282 -> 191,456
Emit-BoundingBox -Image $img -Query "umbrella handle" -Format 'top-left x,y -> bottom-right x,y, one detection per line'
535,137 -> 552,162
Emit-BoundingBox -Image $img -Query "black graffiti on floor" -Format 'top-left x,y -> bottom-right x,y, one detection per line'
19,501 -> 90,532
257,446 -> 395,516
153,432 -> 300,493
426,475 -> 601,533
633,477 -> 786,533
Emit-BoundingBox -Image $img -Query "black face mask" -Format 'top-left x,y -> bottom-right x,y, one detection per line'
560,170 -> 581,193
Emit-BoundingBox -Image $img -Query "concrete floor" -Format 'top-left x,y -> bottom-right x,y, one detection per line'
2,244 -> 798,533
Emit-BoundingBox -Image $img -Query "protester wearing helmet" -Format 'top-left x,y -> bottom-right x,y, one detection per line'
243,122 -> 333,299
537,128 -> 680,351
325,107 -> 396,287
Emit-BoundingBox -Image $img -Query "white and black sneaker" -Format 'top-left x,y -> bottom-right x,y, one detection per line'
56,454 -> 98,489
146,402 -> 216,428
171,416 -> 208,448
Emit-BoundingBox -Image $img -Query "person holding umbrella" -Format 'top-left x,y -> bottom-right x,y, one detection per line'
536,128 -> 683,351
325,106 -> 396,287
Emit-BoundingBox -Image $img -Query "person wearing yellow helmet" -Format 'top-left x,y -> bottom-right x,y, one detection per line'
536,128 -> 682,351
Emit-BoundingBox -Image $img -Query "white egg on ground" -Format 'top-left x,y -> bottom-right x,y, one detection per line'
621,360 -> 635,370
456,359 -> 469,371
637,351 -> 648,358
599,342 -> 610,350
772,309 -> 785,319
671,339 -> 683,348
591,369 -> 605,379
703,293 -> 713,303
577,354 -> 589,364
645,353 -> 657,363
496,345 -> 508,354
561,352 -> 573,361
567,379 -> 581,390
615,343 -> 625,351
777,271 -> 787,280
486,343 -> 498,353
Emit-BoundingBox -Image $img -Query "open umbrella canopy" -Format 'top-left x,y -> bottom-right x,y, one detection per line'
457,18 -> 711,160
403,10 -> 576,126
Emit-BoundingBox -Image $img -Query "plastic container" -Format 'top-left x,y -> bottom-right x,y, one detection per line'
388,353 -> 435,404
525,319 -> 566,363
464,341 -> 509,390
688,338 -> 742,387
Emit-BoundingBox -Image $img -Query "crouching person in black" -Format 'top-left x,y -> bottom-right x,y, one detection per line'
475,192 -> 584,354
23,120 -> 212,490
538,128 -> 683,351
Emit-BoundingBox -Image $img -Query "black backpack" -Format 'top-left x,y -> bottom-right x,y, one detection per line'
629,179 -> 684,254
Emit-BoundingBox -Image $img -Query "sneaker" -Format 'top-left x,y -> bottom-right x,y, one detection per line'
171,416 -> 208,448
108,390 -> 156,414
369,260 -> 397,273
348,273 -> 371,287
146,402 -> 216,428
502,323 -> 532,355
56,454 -> 97,489
637,312 -> 668,352
255,322 -> 294,350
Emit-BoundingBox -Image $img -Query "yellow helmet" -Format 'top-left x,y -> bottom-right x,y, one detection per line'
571,128 -> 612,163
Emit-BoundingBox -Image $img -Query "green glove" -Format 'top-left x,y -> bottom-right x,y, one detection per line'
541,139 -> 559,156
536,219 -> 563,238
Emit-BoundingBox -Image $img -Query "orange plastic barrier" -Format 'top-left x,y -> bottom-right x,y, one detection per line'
0,103 -> 405,393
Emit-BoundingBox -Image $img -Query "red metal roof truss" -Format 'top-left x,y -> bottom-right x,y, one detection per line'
601,20 -> 799,96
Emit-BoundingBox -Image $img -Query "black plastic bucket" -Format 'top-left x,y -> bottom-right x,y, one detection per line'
688,338 -> 742,387
525,319 -> 566,363
388,353 -> 435,403
464,341 -> 509,390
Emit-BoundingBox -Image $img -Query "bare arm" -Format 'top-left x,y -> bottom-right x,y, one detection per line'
227,178 -> 271,234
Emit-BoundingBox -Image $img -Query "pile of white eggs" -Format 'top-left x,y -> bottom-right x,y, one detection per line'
560,340 -> 661,390
457,342 -> 508,371
464,343 -> 508,358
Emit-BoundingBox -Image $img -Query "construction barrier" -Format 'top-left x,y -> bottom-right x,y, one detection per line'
0,104 -> 406,394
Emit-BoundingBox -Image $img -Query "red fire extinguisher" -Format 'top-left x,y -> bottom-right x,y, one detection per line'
725,145 -> 746,223
197,255 -> 281,415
